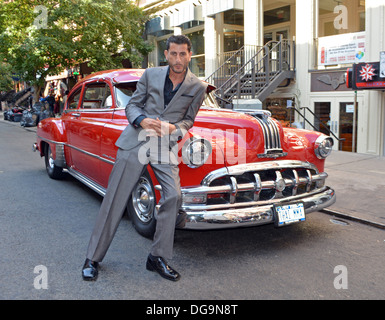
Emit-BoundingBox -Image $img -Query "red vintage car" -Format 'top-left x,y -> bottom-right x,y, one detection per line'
33,69 -> 335,237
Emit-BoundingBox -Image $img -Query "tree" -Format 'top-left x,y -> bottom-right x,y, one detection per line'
0,0 -> 153,100
0,63 -> 13,92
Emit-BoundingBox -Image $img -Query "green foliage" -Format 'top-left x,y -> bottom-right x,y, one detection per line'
0,63 -> 13,92
0,0 -> 153,89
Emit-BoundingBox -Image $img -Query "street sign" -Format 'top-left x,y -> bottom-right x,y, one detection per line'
346,61 -> 385,90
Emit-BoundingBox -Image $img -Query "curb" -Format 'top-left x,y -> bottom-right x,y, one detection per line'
321,208 -> 385,230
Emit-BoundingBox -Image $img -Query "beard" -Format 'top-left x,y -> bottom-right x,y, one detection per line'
169,63 -> 187,74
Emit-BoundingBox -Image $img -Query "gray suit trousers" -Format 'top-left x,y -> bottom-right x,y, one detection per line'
86,146 -> 181,262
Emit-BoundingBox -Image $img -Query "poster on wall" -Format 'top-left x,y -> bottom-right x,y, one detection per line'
318,32 -> 366,66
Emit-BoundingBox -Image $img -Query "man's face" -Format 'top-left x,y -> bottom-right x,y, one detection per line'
164,43 -> 192,75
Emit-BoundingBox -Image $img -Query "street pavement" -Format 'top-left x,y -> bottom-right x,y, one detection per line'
323,150 -> 385,229
1,113 -> 385,230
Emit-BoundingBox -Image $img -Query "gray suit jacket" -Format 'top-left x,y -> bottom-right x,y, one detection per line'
115,66 -> 207,151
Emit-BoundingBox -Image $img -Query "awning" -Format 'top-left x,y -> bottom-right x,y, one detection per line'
205,0 -> 243,17
45,69 -> 69,81
146,0 -> 203,34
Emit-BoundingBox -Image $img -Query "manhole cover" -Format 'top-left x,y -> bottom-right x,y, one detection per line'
330,218 -> 349,226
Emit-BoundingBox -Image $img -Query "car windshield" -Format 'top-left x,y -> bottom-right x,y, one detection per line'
115,82 -> 221,109
114,83 -> 136,108
201,91 -> 221,109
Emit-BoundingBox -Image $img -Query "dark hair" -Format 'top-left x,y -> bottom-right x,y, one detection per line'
166,35 -> 192,52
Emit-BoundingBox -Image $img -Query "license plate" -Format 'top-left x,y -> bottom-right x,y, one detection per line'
274,202 -> 305,227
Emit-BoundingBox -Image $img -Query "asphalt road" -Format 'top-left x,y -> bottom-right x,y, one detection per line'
0,119 -> 384,302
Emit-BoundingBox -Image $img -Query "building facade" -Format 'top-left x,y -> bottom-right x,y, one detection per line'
139,0 -> 385,156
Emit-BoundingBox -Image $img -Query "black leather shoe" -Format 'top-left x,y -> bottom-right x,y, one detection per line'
82,259 -> 99,281
146,254 -> 181,281
175,210 -> 187,228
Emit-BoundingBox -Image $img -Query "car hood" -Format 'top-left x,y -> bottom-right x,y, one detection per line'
191,108 -> 273,166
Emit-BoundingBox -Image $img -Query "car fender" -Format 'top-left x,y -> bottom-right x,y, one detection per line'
36,118 -> 67,166
282,127 -> 328,172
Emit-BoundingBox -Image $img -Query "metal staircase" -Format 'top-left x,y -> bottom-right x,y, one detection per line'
206,37 -> 295,105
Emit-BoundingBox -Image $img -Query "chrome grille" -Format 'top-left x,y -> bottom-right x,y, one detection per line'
182,161 -> 328,208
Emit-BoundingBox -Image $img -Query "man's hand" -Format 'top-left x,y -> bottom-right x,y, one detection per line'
140,118 -> 176,137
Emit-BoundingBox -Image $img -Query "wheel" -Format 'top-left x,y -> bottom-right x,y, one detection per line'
44,144 -> 65,179
127,170 -> 157,239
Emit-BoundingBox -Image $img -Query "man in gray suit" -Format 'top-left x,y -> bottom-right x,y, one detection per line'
82,35 -> 207,282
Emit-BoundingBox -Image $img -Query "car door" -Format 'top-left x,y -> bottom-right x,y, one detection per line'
66,81 -> 114,185
98,82 -> 137,188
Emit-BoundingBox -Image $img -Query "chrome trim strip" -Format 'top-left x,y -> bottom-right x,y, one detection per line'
254,116 -> 282,151
37,136 -> 115,165
64,108 -> 115,113
65,167 -> 107,197
37,135 -> 66,147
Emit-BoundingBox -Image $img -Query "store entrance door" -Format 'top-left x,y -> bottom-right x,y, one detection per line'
313,97 -> 361,152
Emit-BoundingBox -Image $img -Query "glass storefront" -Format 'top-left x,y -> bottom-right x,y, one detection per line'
185,29 -> 205,77
314,100 -> 359,153
264,5 -> 291,27
223,9 -> 244,53
157,38 -> 168,66
318,0 -> 365,37
264,98 -> 296,128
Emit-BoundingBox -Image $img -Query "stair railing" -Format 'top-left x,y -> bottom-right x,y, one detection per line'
288,106 -> 345,144
210,37 -> 294,105
205,44 -> 261,90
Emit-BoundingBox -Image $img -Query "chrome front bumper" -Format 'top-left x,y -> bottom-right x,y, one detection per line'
182,187 -> 336,230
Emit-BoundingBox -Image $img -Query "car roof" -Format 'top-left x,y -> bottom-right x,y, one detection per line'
77,68 -> 216,92
80,69 -> 145,85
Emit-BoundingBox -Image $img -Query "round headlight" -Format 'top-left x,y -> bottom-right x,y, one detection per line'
315,136 -> 334,159
182,137 -> 212,168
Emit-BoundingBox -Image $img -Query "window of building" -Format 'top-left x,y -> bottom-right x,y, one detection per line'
184,29 -> 205,77
224,29 -> 244,52
157,38 -> 168,66
264,98 -> 296,127
318,0 -> 365,37
314,102 -> 331,135
264,5 -> 291,27
224,9 -> 244,26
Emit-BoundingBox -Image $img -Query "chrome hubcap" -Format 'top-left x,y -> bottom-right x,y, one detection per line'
132,177 -> 155,223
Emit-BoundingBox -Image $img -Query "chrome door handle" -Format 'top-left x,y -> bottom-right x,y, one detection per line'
72,113 -> 81,117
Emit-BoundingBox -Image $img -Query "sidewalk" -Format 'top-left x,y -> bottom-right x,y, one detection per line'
324,150 -> 385,229
1,113 -> 384,229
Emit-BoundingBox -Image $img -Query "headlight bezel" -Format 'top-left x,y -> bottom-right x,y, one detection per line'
314,136 -> 334,159
182,137 -> 212,168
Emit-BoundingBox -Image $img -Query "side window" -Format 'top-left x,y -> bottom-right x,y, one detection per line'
82,83 -> 111,109
102,85 -> 112,108
67,88 -> 82,109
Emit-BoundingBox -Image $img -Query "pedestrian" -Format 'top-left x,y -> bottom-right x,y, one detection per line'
54,95 -> 60,116
40,91 -> 55,117
82,35 -> 207,282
